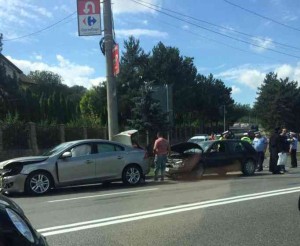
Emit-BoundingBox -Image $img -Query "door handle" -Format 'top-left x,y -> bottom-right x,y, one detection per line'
86,160 -> 93,164
117,156 -> 123,159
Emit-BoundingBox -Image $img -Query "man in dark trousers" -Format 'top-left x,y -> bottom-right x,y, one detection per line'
290,132 -> 298,168
269,127 -> 281,174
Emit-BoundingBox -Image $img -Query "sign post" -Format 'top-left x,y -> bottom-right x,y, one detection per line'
77,0 -> 101,36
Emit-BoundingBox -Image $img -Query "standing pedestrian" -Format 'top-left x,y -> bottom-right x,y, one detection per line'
252,132 -> 268,171
209,132 -> 216,140
269,127 -> 281,174
289,132 -> 298,168
153,132 -> 170,181
278,128 -> 289,173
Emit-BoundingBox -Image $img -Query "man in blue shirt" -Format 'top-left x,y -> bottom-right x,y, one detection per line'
252,132 -> 268,171
290,132 -> 298,168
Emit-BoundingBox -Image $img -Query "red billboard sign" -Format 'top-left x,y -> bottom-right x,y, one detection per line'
112,44 -> 120,76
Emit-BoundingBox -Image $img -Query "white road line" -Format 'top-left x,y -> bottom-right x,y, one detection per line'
39,186 -> 300,236
47,188 -> 159,203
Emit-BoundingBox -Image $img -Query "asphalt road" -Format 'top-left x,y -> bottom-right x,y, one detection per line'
11,167 -> 300,246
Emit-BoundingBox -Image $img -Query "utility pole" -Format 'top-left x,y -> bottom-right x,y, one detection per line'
103,0 -> 118,140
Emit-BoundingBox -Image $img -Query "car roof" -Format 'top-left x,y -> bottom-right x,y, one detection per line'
62,139 -> 127,146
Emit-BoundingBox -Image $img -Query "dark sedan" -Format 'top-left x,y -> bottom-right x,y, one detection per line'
0,194 -> 48,246
166,140 -> 258,179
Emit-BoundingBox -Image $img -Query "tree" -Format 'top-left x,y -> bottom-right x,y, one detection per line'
127,82 -> 169,133
80,85 -> 107,126
254,72 -> 300,131
117,36 -> 150,127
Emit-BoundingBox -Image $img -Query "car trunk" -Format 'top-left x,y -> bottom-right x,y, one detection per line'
112,130 -> 139,147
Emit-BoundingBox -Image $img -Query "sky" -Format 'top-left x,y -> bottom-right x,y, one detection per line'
1,0 -> 300,106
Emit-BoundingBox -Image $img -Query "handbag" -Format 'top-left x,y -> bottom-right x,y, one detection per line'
277,152 -> 288,166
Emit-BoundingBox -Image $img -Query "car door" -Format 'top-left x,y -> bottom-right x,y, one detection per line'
57,143 -> 96,184
227,141 -> 246,165
204,141 -> 230,168
94,143 -> 126,179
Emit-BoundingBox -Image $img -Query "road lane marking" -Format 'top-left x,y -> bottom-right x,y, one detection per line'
47,188 -> 159,203
39,186 -> 300,236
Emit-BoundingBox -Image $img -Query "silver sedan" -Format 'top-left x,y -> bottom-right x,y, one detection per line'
0,139 -> 149,195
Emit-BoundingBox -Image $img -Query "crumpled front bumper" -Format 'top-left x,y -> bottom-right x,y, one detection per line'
165,165 -> 184,176
0,174 -> 27,193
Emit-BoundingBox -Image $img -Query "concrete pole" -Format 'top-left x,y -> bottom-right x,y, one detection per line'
103,0 -> 118,140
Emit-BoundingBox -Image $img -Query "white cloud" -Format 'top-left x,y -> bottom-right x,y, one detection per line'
216,65 -> 268,89
5,55 -> 101,88
0,0 -> 53,39
216,63 -> 300,90
112,0 -> 162,14
90,77 -> 107,86
275,64 -> 293,79
116,28 -> 168,38
182,25 -> 189,30
250,37 -> 274,53
282,14 -> 298,22
35,55 -> 43,60
231,85 -> 241,94
54,4 -> 73,14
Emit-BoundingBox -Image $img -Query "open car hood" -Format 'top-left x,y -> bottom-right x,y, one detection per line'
171,142 -> 203,154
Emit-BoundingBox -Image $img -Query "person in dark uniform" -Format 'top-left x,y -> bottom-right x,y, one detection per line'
290,132 -> 298,168
269,127 -> 281,174
278,128 -> 290,173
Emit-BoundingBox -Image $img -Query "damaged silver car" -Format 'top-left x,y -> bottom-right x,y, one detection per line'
0,135 -> 149,195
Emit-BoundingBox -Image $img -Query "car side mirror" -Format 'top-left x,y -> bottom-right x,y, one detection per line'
61,151 -> 72,159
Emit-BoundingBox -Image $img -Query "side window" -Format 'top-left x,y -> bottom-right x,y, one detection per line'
70,144 -> 92,157
209,142 -> 226,153
97,143 -> 124,153
230,142 -> 245,153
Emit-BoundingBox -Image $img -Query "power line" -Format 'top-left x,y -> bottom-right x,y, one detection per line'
224,0 -> 300,33
130,0 -> 300,59
143,16 -> 285,63
135,0 -> 300,51
3,11 -> 76,41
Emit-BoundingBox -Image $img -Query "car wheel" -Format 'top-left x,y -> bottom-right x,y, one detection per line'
122,165 -> 142,185
25,171 -> 52,195
242,159 -> 256,176
190,163 -> 204,179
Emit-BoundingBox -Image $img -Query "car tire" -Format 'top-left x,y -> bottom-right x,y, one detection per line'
242,159 -> 256,176
122,165 -> 142,186
190,163 -> 204,179
25,171 -> 53,195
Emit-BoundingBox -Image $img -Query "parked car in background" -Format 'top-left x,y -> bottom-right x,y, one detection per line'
0,137 -> 149,195
0,194 -> 48,245
188,134 -> 209,144
166,139 -> 257,179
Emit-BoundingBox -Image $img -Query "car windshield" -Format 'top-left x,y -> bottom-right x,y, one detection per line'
42,142 -> 73,156
198,141 -> 214,152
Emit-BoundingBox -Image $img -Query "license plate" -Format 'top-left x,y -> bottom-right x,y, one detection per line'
165,167 -> 169,172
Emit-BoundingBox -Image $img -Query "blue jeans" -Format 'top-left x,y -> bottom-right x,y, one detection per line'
154,155 -> 167,180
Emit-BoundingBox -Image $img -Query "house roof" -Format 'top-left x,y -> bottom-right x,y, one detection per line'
0,53 -> 36,85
